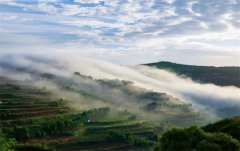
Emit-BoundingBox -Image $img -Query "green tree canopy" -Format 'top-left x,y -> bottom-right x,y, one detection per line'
158,126 -> 240,151
0,130 -> 16,151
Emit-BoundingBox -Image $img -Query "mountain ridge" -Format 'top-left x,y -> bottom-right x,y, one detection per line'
145,61 -> 240,87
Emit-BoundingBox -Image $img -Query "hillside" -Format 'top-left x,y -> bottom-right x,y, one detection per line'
145,61 -> 240,87
0,59 -> 206,126
0,77 -> 161,151
1,55 -> 240,151
153,116 -> 240,151
1,76 -> 202,151
1,77 -> 239,151
203,116 -> 240,141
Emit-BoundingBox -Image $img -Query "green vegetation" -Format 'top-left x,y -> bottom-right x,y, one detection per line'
0,79 -> 159,150
1,77 -> 239,151
203,117 -> 240,141
152,117 -> 240,151
145,61 -> 240,87
157,126 -> 239,151
107,130 -> 155,147
0,130 -> 16,151
14,144 -> 54,151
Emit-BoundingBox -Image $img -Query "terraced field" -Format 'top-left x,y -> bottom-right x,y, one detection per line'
0,78 -> 160,151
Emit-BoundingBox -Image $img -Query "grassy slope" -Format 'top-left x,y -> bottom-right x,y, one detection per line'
145,61 -> 240,87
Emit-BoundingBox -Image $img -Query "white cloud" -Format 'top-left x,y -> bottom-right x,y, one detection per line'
0,0 -> 239,66
60,18 -> 124,28
37,3 -> 58,14
0,14 -> 17,21
162,0 -> 176,4
187,1 -> 202,17
74,0 -> 101,4
0,0 -> 14,3
38,0 -> 58,3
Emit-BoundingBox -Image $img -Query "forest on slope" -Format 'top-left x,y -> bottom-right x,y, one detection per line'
145,61 -> 240,87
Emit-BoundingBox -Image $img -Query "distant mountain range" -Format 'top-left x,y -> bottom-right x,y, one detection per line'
145,61 -> 240,87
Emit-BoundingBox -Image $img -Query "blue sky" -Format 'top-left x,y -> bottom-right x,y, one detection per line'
0,0 -> 240,66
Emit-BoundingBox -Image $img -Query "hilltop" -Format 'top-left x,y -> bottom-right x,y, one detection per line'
145,61 -> 240,87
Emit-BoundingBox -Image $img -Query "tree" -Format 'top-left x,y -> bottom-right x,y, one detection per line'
196,140 -> 221,151
159,126 -> 240,151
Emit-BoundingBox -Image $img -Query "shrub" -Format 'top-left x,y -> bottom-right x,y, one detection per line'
0,130 -> 16,151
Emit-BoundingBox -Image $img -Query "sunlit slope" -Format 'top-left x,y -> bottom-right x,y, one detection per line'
145,61 -> 240,87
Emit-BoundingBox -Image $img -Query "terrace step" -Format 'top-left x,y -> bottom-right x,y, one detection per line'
0,108 -> 69,120
0,107 -> 68,113
0,104 -> 53,109
0,113 -> 74,127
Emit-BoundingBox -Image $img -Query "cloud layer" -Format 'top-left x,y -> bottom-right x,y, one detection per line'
1,51 -> 240,109
0,0 -> 239,65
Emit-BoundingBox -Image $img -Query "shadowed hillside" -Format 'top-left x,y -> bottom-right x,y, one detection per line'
203,116 -> 240,141
145,61 -> 240,87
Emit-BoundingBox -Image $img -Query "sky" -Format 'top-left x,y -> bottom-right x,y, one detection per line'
0,0 -> 240,66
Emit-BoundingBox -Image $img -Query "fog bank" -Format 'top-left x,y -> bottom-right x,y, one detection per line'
0,51 -> 240,123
